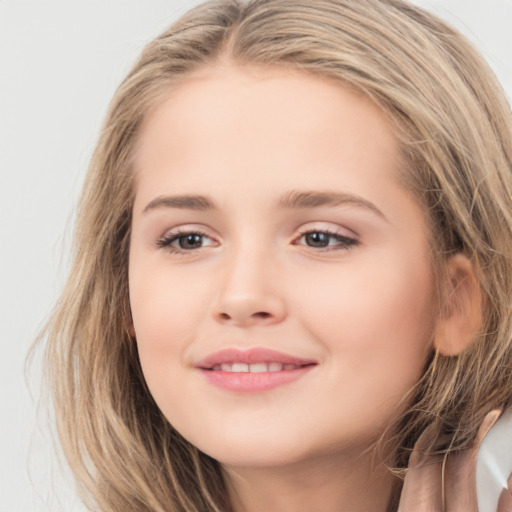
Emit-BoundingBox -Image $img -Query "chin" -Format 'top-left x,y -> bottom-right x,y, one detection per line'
187,424 -> 340,470
206,445 -> 313,469
185,428 -> 299,467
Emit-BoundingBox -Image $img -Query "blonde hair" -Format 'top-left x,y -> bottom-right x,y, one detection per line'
40,0 -> 512,510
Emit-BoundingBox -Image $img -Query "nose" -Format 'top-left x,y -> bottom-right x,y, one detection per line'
212,246 -> 287,327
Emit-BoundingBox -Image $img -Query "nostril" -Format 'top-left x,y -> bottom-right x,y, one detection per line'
253,312 -> 271,319
216,311 -> 273,324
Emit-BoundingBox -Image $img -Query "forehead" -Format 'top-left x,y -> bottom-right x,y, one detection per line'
132,63 -> 404,216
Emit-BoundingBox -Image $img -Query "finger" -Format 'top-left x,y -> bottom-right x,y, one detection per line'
445,410 -> 502,512
398,423 -> 443,512
444,449 -> 479,512
497,476 -> 512,512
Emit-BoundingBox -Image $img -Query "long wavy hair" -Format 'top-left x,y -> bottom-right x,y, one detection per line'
39,0 -> 512,510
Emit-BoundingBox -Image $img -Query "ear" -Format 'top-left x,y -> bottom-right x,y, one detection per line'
124,308 -> 136,339
127,321 -> 136,339
433,253 -> 482,356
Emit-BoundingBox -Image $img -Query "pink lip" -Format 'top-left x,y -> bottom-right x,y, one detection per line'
195,348 -> 317,393
195,348 -> 317,369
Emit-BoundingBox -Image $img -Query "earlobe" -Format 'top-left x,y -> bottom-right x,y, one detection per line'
125,311 -> 136,339
433,254 -> 482,356
122,300 -> 137,338
127,322 -> 136,339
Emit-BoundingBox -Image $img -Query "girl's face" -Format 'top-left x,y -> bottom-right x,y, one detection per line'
129,63 -> 437,469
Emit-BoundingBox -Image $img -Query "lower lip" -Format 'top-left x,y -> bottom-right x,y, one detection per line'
200,366 -> 315,393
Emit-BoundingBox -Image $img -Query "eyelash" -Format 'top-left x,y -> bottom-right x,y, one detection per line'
296,229 -> 360,251
156,229 -> 211,254
156,228 -> 359,255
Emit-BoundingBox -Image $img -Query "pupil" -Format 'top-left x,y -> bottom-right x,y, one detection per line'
180,234 -> 202,249
306,232 -> 329,247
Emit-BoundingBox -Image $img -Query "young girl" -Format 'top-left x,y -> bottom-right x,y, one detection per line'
41,0 -> 512,510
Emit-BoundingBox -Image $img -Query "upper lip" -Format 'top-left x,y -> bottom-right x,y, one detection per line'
195,348 -> 318,369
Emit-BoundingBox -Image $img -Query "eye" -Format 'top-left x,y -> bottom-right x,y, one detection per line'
295,229 -> 359,251
156,229 -> 217,254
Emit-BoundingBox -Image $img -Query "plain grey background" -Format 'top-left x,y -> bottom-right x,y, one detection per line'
1,1 -> 511,511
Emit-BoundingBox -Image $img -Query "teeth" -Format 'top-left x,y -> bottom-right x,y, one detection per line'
249,363 -> 267,373
213,362 -> 300,372
231,363 -> 249,372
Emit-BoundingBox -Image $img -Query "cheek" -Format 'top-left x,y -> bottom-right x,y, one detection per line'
291,251 -> 435,385
129,264 -> 206,385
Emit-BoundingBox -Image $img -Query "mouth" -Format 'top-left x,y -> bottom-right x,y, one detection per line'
195,348 -> 317,392
208,362 -> 310,372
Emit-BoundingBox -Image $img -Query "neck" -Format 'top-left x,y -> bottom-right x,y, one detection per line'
222,448 -> 398,512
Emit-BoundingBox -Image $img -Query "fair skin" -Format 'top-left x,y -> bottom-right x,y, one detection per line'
129,62 -> 442,511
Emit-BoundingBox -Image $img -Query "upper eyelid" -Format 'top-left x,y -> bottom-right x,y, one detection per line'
295,224 -> 360,243
294,230 -> 359,248
157,228 -> 215,245
157,226 -> 354,240
155,231 -> 217,255
158,225 -> 216,240
296,226 -> 353,237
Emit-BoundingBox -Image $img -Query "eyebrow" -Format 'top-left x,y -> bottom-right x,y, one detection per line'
278,190 -> 386,219
143,190 -> 387,220
143,194 -> 216,212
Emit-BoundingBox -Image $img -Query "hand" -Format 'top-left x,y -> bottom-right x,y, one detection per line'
398,410 -> 512,511
497,476 -> 512,512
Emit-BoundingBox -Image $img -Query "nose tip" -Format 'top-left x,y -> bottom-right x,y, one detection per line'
212,246 -> 287,327
213,287 -> 287,327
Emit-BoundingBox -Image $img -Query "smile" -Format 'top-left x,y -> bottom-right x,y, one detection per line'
196,348 -> 317,392
211,362 -> 304,372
